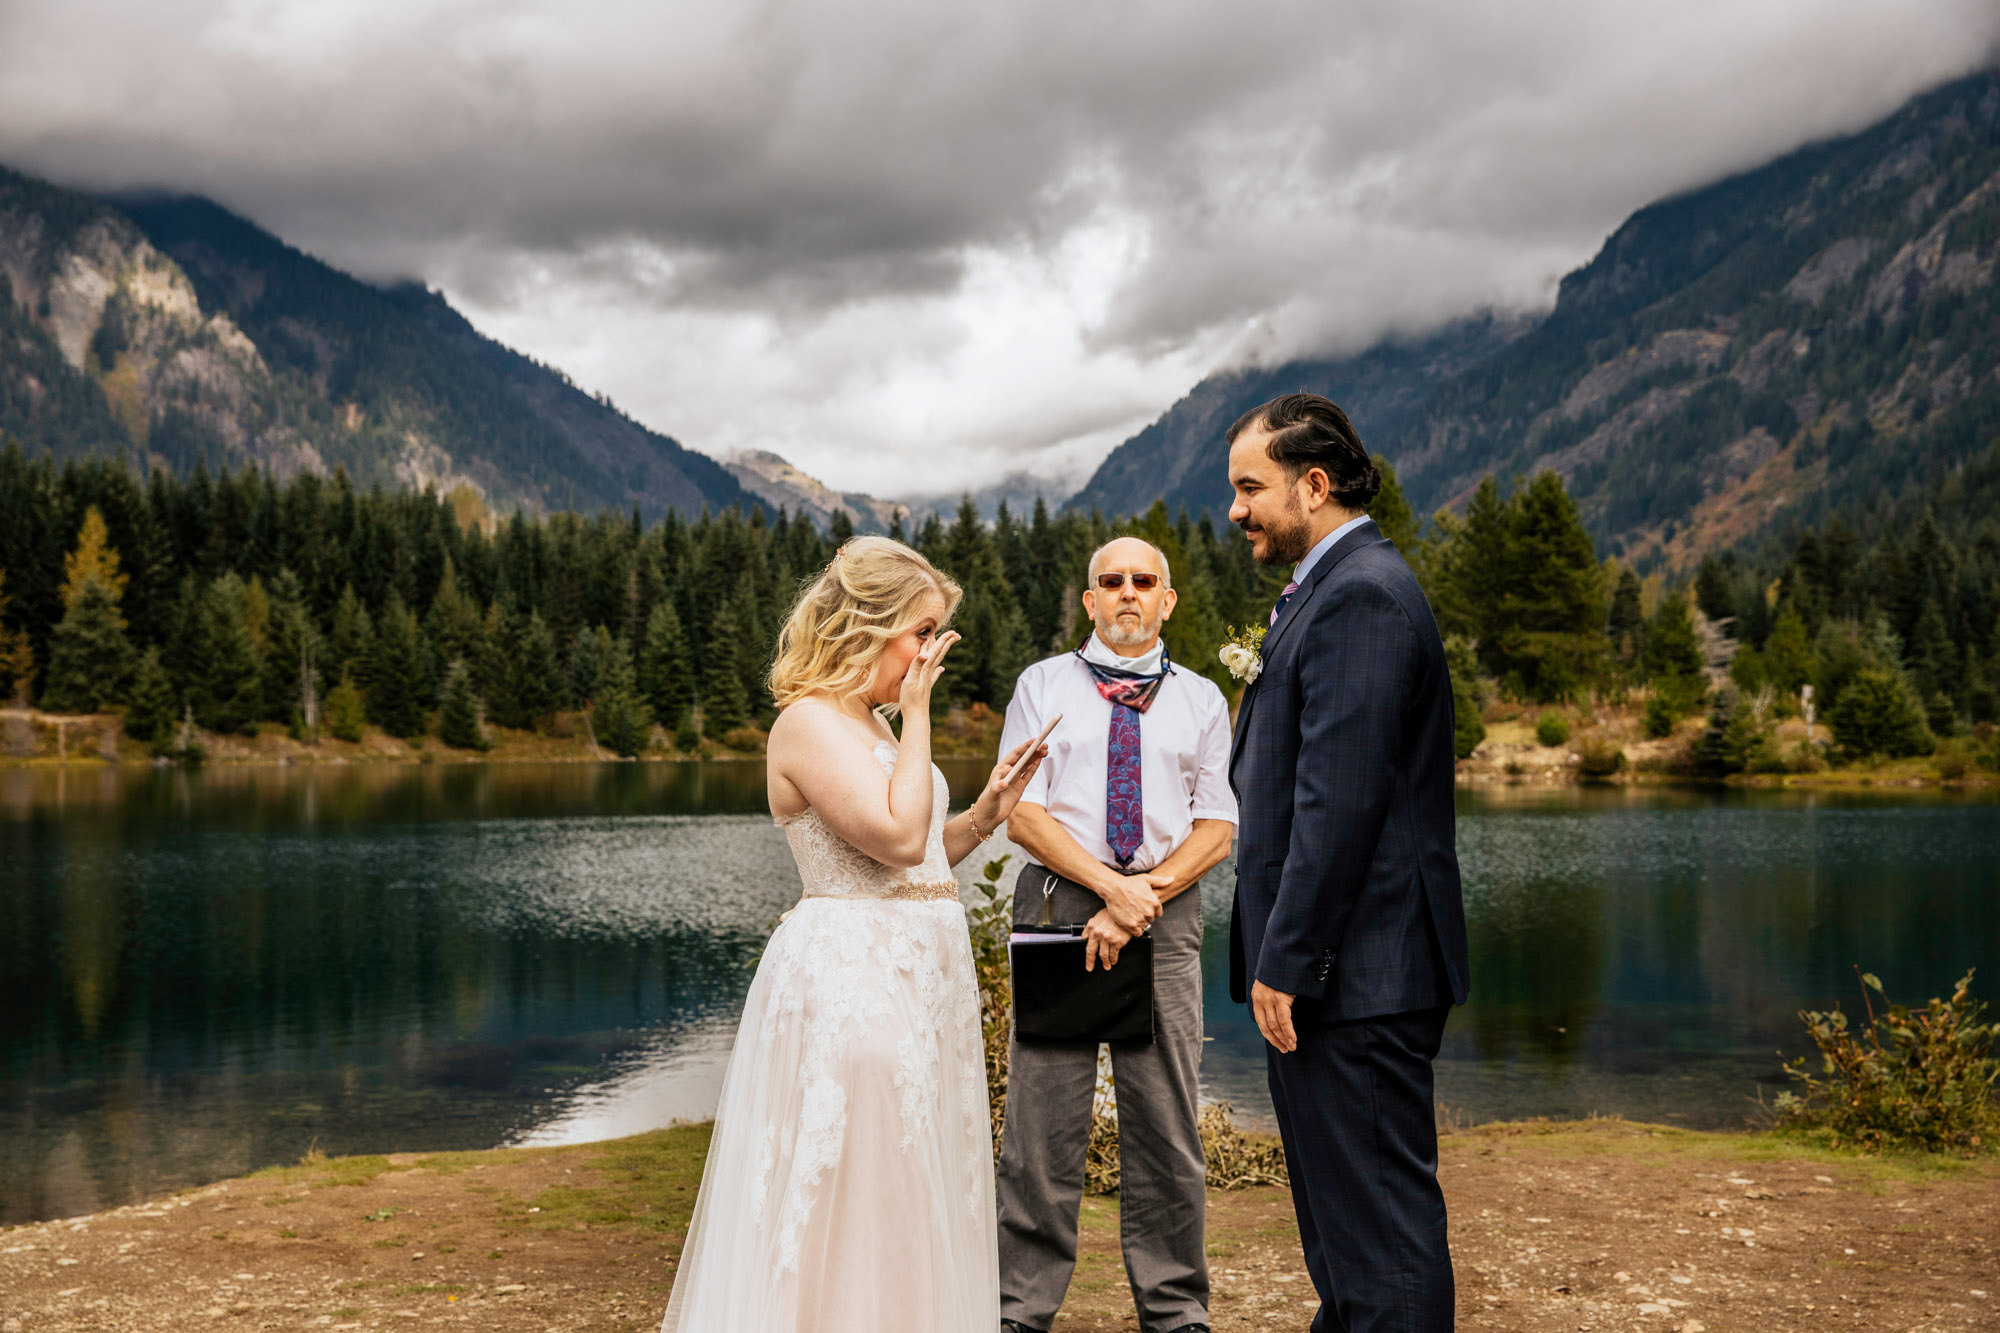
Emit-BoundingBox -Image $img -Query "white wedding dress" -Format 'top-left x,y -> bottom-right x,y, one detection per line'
661,741 -> 998,1332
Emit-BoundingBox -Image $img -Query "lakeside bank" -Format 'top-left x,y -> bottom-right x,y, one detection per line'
2,1120 -> 1994,1333
4,703 -> 1995,789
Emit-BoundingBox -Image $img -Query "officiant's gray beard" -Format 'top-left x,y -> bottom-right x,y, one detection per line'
1099,613 -> 1162,649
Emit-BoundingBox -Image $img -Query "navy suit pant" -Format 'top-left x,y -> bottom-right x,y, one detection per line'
1266,1005 -> 1453,1333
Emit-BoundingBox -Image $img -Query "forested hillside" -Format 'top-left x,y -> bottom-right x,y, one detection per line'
1077,67 -> 2000,572
2,436 -> 1991,779
0,169 -> 749,520
0,446 -> 1283,757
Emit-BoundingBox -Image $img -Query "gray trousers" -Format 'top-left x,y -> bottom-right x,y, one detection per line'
997,863 -> 1208,1333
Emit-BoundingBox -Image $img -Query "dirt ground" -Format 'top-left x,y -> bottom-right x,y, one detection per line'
2,1120 -> 1995,1332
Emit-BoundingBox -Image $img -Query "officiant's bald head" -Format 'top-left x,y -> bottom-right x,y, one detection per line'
1084,537 -> 1176,652
1086,536 -> 1172,590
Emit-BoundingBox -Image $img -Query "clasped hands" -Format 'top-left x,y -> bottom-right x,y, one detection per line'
1081,870 -> 1171,971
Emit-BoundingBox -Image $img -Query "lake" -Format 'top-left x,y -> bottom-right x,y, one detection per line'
2,761 -> 1994,1224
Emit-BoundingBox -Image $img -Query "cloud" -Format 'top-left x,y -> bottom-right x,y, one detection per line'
2,0 -> 1995,494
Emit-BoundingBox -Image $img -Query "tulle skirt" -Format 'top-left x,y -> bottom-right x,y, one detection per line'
661,896 -> 998,1332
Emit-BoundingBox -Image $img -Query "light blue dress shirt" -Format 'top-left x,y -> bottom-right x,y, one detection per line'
1292,512 -> 1373,587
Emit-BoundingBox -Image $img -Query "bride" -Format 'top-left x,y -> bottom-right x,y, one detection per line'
661,536 -> 1048,1333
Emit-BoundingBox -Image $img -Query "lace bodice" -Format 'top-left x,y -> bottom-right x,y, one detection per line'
776,740 -> 956,897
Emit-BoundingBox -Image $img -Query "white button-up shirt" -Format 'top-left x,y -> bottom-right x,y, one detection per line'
999,637 -> 1238,872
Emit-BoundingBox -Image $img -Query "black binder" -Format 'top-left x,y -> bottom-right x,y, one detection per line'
1009,925 -> 1154,1044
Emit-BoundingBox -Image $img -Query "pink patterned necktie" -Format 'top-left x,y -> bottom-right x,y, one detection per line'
1269,580 -> 1300,626
1076,650 -> 1171,868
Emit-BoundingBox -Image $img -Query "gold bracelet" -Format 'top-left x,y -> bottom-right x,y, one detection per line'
967,809 -> 995,842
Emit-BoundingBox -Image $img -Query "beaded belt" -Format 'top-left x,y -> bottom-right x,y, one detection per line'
800,881 -> 960,903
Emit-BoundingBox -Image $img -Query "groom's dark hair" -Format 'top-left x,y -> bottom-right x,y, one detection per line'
1227,393 -> 1382,509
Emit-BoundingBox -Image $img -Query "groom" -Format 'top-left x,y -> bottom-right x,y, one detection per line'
1224,393 -> 1469,1332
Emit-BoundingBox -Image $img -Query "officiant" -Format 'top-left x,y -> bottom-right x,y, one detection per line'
996,536 -> 1236,1333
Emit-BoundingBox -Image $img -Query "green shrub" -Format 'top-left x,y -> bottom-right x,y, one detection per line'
1576,733 -> 1626,777
1934,743 -> 1971,782
1535,713 -> 1571,747
1775,969 -> 2000,1155
1827,669 -> 1936,760
719,726 -> 766,754
1452,689 -> 1486,759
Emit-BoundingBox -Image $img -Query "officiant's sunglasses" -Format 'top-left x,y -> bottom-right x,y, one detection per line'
1094,572 -> 1161,591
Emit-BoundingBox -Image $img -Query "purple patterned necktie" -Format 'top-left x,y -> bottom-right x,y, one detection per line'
1077,649 -> 1171,868
1269,580 -> 1300,627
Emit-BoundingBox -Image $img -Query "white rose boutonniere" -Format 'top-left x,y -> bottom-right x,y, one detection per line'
1217,624 -> 1266,683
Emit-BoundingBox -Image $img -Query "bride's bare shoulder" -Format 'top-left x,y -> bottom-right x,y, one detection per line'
769,697 -> 885,757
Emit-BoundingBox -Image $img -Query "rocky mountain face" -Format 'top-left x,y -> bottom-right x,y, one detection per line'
1074,67 -> 2000,569
0,170 -> 750,520
724,449 -> 909,533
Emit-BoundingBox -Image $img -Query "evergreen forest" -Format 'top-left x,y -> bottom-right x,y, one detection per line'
1,436 -> 1995,775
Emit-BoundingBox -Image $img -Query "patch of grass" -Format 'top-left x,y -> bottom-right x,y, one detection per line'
1445,1115 -> 1989,1184
485,1249 -> 503,1260
369,1236 -> 408,1249
329,1309 -> 362,1319
250,1153 -> 410,1190
394,1283 -> 468,1295
277,1228 -> 297,1239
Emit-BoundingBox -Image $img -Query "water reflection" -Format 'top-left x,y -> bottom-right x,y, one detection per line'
0,764 -> 1994,1223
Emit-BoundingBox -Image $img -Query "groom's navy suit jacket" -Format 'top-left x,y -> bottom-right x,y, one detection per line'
1228,518 -> 1470,1020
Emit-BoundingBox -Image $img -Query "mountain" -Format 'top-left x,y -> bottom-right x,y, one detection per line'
899,469 -> 1079,523
724,449 -> 909,532
0,169 -> 750,520
1075,67 -> 2000,569
1067,313 -> 1527,522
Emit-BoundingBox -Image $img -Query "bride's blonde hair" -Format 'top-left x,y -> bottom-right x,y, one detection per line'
768,536 -> 963,711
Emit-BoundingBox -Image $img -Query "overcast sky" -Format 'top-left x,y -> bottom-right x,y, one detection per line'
3,1 -> 1996,498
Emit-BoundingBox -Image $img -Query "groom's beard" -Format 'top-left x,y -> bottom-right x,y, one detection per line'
1246,494 -> 1315,566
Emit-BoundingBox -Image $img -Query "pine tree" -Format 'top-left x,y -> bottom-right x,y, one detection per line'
259,569 -> 319,725
123,646 -> 178,752
638,600 -> 696,730
41,507 -> 135,713
1643,591 -> 1705,680
702,594 -> 752,733
475,603 -> 520,728
1827,668 -> 1935,760
367,593 -> 428,740
61,506 -> 128,605
188,575 -> 264,734
1606,565 -> 1645,667
324,674 -> 367,743
512,610 -> 564,724
424,556 -> 484,672
1694,554 -> 1737,628
1693,689 -> 1737,776
591,635 -> 652,758
438,658 -> 489,750
1369,455 -> 1420,553
0,569 -> 32,706
568,626 -> 602,708
1444,635 -> 1487,760
328,585 -> 374,686
1763,606 -> 1816,700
